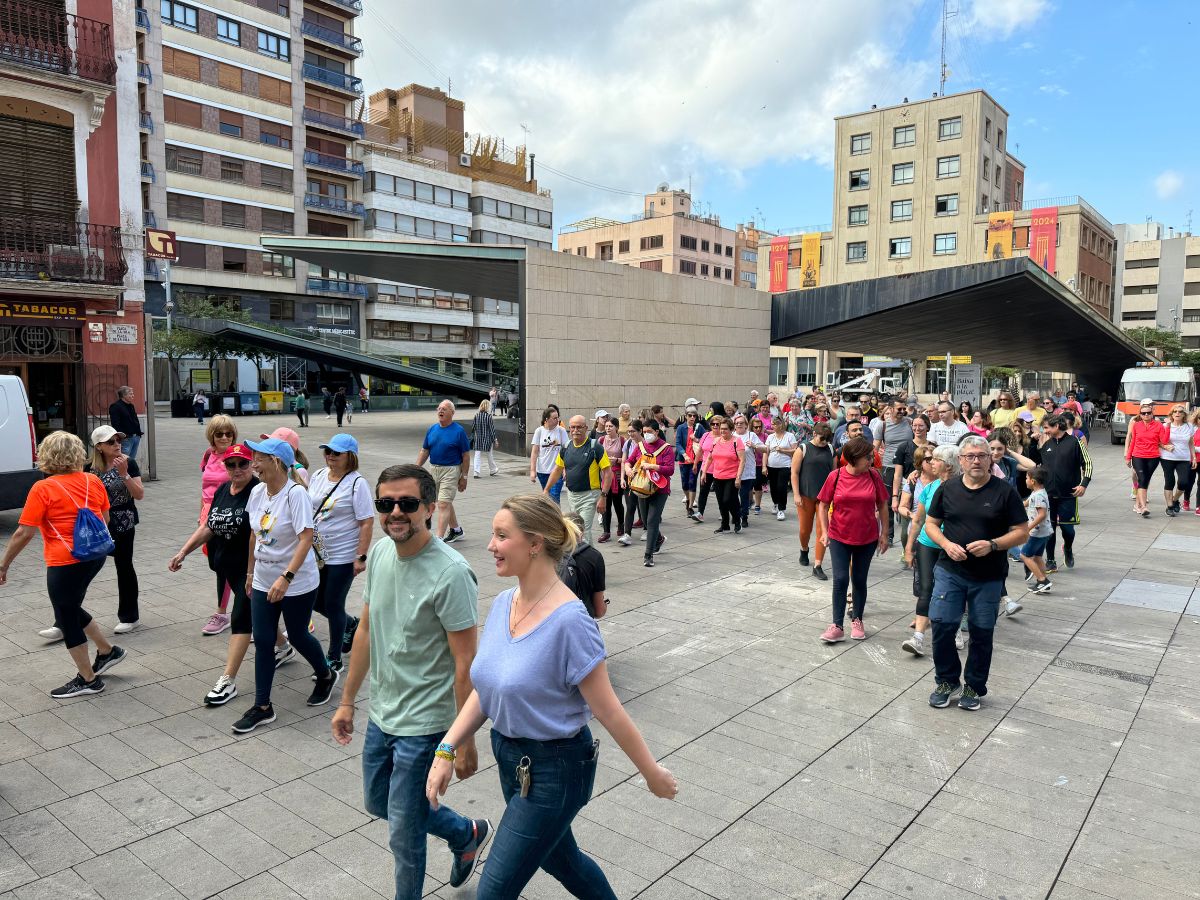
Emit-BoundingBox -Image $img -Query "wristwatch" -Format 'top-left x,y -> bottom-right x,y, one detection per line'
988,540 -> 998,553
283,570 -> 295,583
356,554 -> 367,563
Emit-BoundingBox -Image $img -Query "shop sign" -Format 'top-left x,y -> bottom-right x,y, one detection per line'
88,322 -> 104,343
0,300 -> 80,321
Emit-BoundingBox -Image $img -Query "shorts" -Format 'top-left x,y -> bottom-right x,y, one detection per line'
1020,535 -> 1049,559
679,465 -> 698,492
1048,495 -> 1080,526
429,464 -> 461,503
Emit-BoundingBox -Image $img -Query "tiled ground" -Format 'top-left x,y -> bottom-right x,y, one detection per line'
0,410 -> 1197,899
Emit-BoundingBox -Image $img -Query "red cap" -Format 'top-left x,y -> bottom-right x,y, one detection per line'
223,443 -> 253,462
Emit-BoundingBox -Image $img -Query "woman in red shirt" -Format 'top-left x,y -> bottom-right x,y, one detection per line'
1125,399 -> 1167,518
0,432 -> 127,699
816,436 -> 889,643
700,418 -> 745,534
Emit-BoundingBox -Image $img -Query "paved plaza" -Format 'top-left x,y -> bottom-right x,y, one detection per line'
0,410 -> 1197,900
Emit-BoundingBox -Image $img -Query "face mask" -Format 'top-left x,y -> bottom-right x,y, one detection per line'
643,433 -> 656,442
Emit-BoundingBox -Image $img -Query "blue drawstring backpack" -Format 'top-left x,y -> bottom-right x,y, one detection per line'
49,477 -> 115,562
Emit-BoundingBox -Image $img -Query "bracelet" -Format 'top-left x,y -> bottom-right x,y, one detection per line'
436,741 -> 455,754
433,749 -> 455,762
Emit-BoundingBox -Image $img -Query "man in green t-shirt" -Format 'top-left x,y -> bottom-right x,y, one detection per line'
332,464 -> 491,896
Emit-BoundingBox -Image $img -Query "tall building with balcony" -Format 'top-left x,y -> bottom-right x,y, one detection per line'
138,0 -> 365,391
1,0 -> 146,445
357,84 -> 553,386
1115,222 -> 1200,344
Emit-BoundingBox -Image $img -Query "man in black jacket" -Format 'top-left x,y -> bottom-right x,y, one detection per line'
108,386 -> 143,459
1038,414 -> 1092,573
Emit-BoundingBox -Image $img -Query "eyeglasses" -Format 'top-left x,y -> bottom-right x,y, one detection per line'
323,449 -> 343,456
960,453 -> 989,461
375,496 -> 422,514
213,430 -> 234,438
224,459 -> 250,469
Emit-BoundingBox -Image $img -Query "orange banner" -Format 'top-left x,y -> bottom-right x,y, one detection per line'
801,232 -> 821,288
986,211 -> 1013,260
1030,206 -> 1058,274
769,236 -> 789,292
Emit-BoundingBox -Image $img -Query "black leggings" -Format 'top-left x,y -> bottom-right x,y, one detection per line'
713,477 -> 739,529
601,490 -> 624,534
47,557 -> 106,649
767,466 -> 790,510
829,538 -> 875,627
217,569 -> 252,634
622,488 -> 639,534
1161,459 -> 1194,495
314,562 -> 354,662
1131,456 -> 1159,490
111,528 -> 139,625
696,468 -> 713,514
912,542 -> 939,617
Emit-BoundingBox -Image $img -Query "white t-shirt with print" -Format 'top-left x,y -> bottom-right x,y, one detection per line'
531,425 -> 569,475
765,432 -> 798,468
307,468 -> 374,565
246,481 -> 319,594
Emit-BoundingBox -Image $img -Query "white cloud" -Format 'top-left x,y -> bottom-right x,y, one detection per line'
1038,84 -> 1069,95
962,0 -> 1051,38
1155,170 -> 1184,200
359,0 -> 933,223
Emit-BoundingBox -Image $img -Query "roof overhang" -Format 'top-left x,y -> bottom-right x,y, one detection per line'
771,258 -> 1152,383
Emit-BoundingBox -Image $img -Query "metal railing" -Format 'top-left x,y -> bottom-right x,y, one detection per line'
135,6 -> 150,29
304,193 -> 365,217
0,1 -> 116,84
0,215 -> 127,285
991,195 -> 1114,233
307,276 -> 368,297
302,106 -> 364,136
301,62 -> 362,95
140,160 -> 155,181
144,258 -> 159,279
139,110 -> 153,132
300,20 -> 362,53
303,149 -> 364,176
137,60 -> 151,82
308,0 -> 362,13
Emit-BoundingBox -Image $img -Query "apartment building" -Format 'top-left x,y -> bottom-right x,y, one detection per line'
1115,222 -> 1200,346
358,85 -> 553,384
0,0 -> 146,448
138,0 -> 365,390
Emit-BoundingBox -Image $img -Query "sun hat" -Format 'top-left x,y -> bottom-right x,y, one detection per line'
245,437 -> 295,468
90,425 -> 125,445
319,433 -> 359,454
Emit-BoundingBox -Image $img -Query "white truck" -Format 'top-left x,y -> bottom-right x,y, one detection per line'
0,375 -> 41,510
824,368 -> 902,397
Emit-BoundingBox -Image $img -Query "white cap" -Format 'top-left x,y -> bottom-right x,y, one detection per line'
594,409 -> 610,419
685,397 -> 700,406
1140,398 -> 1155,407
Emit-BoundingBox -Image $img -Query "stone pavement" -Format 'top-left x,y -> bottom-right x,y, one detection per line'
0,410 -> 1197,900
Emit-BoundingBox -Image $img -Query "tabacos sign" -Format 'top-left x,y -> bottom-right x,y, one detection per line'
0,300 -> 80,321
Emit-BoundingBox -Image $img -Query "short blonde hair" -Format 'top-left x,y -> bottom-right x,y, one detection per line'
206,415 -> 238,448
479,399 -> 491,414
501,493 -> 579,564
36,431 -> 86,475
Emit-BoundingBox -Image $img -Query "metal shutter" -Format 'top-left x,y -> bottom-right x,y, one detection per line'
0,114 -> 77,221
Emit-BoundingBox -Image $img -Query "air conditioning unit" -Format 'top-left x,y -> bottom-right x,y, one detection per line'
478,341 -> 492,351
459,153 -> 472,167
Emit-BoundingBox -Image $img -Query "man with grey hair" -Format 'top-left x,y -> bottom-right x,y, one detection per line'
109,385 -> 143,459
923,434 -> 1027,710
416,400 -> 471,543
544,415 -> 612,544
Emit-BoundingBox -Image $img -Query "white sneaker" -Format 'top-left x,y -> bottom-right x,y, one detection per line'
955,630 -> 969,651
204,675 -> 238,706
901,634 -> 925,656
617,534 -> 632,546
39,626 -> 63,642
640,531 -> 647,541
776,510 -> 786,521
1005,598 -> 1023,616
113,621 -> 140,634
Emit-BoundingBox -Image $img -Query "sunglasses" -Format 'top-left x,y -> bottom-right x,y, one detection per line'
213,430 -> 234,437
323,449 -> 343,456
374,496 -> 422,514
1140,410 -> 1154,415
224,459 -> 251,469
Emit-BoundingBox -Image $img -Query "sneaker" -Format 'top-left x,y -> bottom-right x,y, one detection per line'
306,667 -> 339,706
444,527 -> 464,544
812,565 -> 828,581
1195,507 -> 1200,517
929,682 -> 961,708
641,531 -> 648,540
51,674 -> 104,699
311,657 -> 345,680
693,512 -> 704,523
598,532 -> 610,543
958,686 -> 981,711
714,526 -> 730,534
205,675 -> 238,706
1185,501 -> 1192,511
1064,550 -> 1075,569
472,473 -> 479,479
341,616 -> 359,655
634,519 -> 644,529
955,630 -> 969,651
850,619 -> 866,640
734,523 -> 741,534
820,624 -> 845,643
776,510 -> 786,521
38,626 -> 64,642
1033,580 -> 1053,594
232,704 -> 276,734
113,621 -> 140,634
741,517 -> 749,528
1005,598 -> 1023,616
274,642 -> 295,668
1025,570 -> 1036,582
799,549 -> 810,567
754,505 -> 761,515
617,534 -> 632,547
202,613 -> 231,636
92,645 -> 126,676
643,558 -> 655,567
655,535 -> 666,553
1044,560 -> 1059,574
449,818 -> 494,888
901,634 -> 925,656
1166,506 -> 1178,518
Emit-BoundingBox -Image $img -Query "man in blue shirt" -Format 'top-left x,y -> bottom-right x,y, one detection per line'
416,400 -> 472,543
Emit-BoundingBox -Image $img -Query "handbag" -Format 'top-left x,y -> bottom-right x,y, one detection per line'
48,477 -> 115,562
628,442 -> 665,496
312,474 -> 359,568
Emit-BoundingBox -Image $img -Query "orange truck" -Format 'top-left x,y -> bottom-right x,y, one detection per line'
1110,363 -> 1197,444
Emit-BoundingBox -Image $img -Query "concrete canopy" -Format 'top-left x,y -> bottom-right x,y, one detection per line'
771,257 -> 1153,386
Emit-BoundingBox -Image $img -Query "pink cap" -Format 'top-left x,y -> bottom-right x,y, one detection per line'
260,427 -> 301,451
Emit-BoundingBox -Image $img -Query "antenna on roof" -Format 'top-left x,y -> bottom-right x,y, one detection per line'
939,0 -> 958,95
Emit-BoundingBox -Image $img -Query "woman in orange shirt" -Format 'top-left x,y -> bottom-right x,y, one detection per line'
0,432 -> 127,699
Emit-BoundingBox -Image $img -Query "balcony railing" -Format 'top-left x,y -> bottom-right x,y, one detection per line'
135,6 -> 150,29
143,210 -> 157,227
301,20 -> 362,53
304,193 -> 365,217
303,149 -> 364,176
308,276 -> 368,297
0,2 -> 117,85
137,60 -> 151,82
302,62 -> 362,95
302,106 -> 364,136
139,110 -> 153,132
0,215 -> 127,285
140,160 -> 155,182
309,0 -> 362,14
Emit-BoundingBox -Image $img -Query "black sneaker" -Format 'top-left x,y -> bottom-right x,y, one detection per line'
655,534 -> 666,553
311,657 -> 345,680
1064,550 -> 1075,569
449,818 -> 493,888
51,674 -> 104,699
929,682 -> 961,708
799,549 -> 810,567
958,686 -> 981,711
341,616 -> 359,655
306,667 -> 339,706
92,645 -> 126,676
274,643 -> 295,669
1044,560 -> 1059,574
643,558 -> 655,567
232,704 -> 276,734
812,565 -> 828,581
444,527 -> 464,544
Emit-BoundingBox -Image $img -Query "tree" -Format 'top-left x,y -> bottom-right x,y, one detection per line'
152,321 -> 202,397
1125,326 -> 1182,360
491,340 -> 520,385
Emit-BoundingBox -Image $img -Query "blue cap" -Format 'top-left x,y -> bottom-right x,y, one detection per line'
244,437 -> 295,468
319,433 -> 359,454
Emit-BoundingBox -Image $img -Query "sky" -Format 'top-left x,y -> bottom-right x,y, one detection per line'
357,0 -> 1198,239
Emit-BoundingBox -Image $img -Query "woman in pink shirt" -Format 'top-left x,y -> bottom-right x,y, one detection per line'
199,415 -> 237,635
690,421 -> 719,523
700,418 -> 745,534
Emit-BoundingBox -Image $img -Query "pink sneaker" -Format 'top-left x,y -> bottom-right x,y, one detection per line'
820,624 -> 845,643
850,619 -> 867,640
202,613 -> 231,636
1184,501 -> 1191,511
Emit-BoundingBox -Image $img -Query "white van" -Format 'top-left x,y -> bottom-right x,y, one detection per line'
0,376 -> 41,511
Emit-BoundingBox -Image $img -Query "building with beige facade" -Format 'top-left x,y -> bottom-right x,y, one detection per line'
1115,222 -> 1200,347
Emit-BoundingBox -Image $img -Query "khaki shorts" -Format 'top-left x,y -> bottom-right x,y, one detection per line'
429,464 -> 461,503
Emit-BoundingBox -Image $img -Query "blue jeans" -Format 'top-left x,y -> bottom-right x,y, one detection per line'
121,434 -> 141,460
537,471 -> 563,504
250,587 -> 327,707
739,478 -> 754,521
361,722 -> 473,900
314,562 -> 354,663
478,727 -> 615,900
929,564 -> 1002,695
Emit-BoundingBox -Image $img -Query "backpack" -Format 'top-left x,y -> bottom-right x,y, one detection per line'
48,477 -> 115,562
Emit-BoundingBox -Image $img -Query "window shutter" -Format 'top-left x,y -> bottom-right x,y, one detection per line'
0,115 -> 77,221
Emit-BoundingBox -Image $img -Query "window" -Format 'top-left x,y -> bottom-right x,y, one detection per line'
934,232 -> 957,255
316,303 -> 351,325
936,155 -> 960,178
260,209 -> 293,233
618,239 -> 629,253
724,268 -> 732,280
892,162 -> 914,185
258,31 -> 290,60
1125,258 -> 1159,269
1123,284 -> 1157,295
258,122 -> 291,149
162,46 -> 201,80
260,164 -> 292,192
846,241 -> 867,263
700,264 -> 709,276
725,245 -> 733,257
434,186 -> 452,207
1186,255 -> 1200,269
714,242 -> 722,254
982,155 -> 989,177
264,254 -> 294,278
850,132 -> 871,155
160,0 -> 197,31
1122,311 -> 1157,321
678,260 -> 697,275
680,235 -> 698,250
219,111 -> 243,138
769,357 -> 789,386
219,157 -> 244,182
985,118 -> 992,141
701,239 -> 710,252
938,116 -> 962,140
795,356 -> 816,386
167,192 -> 205,223
1013,226 -> 1029,250
640,235 -> 663,250
575,247 -> 587,256
849,169 -> 869,190
788,249 -> 802,268
894,125 -> 915,147
258,75 -> 290,105
222,247 -> 246,272
740,271 -> 757,288
415,182 -> 434,203
640,259 -> 662,271
175,241 -> 207,268
165,145 -> 202,175
981,194 -> 989,213
216,16 -> 240,45
848,205 -> 868,226
889,237 -> 912,258
997,128 -> 1004,151
995,164 -> 1001,186
1185,283 -> 1200,296
269,298 -> 294,319
935,193 -> 958,216
220,202 -> 244,228
891,199 -> 912,222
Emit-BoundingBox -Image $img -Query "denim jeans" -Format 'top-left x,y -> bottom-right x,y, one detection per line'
121,434 -> 141,460
537,471 -> 564,504
828,539 -> 875,626
739,478 -> 754,521
929,564 -> 1002,695
250,587 -> 327,707
314,562 -> 354,663
477,727 -> 615,900
361,722 -> 473,900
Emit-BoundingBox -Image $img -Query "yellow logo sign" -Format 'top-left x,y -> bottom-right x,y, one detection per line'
145,229 -> 178,261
